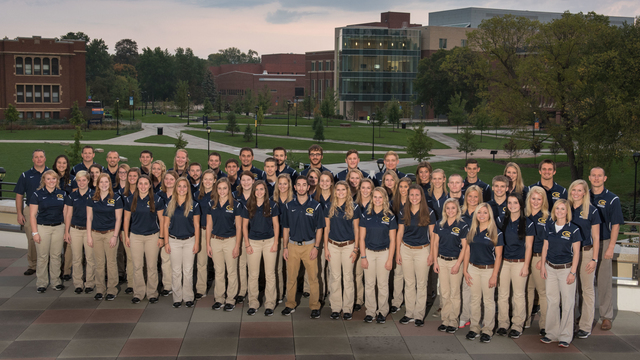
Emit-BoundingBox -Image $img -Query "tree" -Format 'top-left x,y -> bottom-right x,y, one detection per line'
174,132 -> 188,150
175,80 -> 189,117
313,114 -> 325,141
243,123 -> 254,142
375,107 -> 386,137
113,64 -> 137,78
59,32 -> 90,43
471,102 -> 491,142
529,136 -> 544,165
174,47 -> 206,104
256,106 -> 265,126
385,99 -> 401,130
257,85 -> 272,114
203,98 -> 213,118
225,112 -> 240,136
406,123 -> 434,161
114,39 -> 139,66
320,87 -> 338,125
65,101 -> 85,165
214,92 -> 224,120
302,95 -> 313,117
242,90 -> 255,115
456,127 -> 478,160
448,93 -> 468,133
86,38 -> 113,83
111,75 -> 140,111
232,97 -> 243,115
4,104 -> 19,132
201,71 -> 216,103
138,47 -> 176,108
503,137 -> 520,160
207,47 -> 260,66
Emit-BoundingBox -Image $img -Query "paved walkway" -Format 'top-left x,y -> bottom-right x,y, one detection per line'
1,247 -> 639,359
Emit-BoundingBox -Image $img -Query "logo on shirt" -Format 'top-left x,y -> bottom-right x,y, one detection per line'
561,230 -> 571,240
538,218 -> 547,224
452,227 -> 460,234
580,210 -> 585,219
306,208 -> 314,214
598,199 -> 606,208
253,173 -> 258,179
56,194 -> 64,200
226,205 -> 234,211
107,199 -> 116,205
552,192 -> 561,199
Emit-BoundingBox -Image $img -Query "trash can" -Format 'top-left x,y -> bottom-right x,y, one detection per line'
401,123 -> 407,129
157,127 -> 163,135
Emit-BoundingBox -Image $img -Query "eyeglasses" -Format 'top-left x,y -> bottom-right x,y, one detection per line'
309,153 -> 322,157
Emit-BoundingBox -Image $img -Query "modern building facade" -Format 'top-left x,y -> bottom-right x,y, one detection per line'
0,36 -> 86,120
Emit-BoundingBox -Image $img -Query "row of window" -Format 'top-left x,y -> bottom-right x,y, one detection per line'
18,111 -> 61,120
310,60 -> 333,71
16,84 -> 60,103
218,89 -> 245,96
310,79 -> 332,99
15,57 -> 60,76
438,39 -> 467,49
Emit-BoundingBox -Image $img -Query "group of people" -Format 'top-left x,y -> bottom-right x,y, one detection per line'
14,144 -> 624,347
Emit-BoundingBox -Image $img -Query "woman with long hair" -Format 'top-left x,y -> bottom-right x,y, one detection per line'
496,193 -> 534,339
123,175 -> 164,304
310,171 -> 334,298
382,170 -> 399,198
207,177 -> 243,311
194,169 -> 216,299
568,180 -> 601,339
87,173 -> 123,301
232,171 -> 254,303
458,184 -> 483,329
89,164 -> 103,190
273,173 -> 294,302
53,154 -> 76,281
115,164 -> 130,193
29,170 -> 65,293
157,170 -> 179,297
347,169 -> 364,199
390,176 -> 411,314
416,161 -> 433,197
119,167 -> 141,294
540,199 -> 582,348
463,203 -> 504,343
429,169 -> 449,221
242,180 -> 280,316
150,160 -> 166,194
63,170 -> 95,294
306,168 -> 321,198
324,181 -> 361,320
172,149 -> 190,177
359,187 -> 397,324
315,171 -> 334,207
525,186 -> 550,333
353,178 -> 375,311
504,162 -> 525,196
164,177 -> 201,308
432,198 -> 468,333
396,184 -> 436,326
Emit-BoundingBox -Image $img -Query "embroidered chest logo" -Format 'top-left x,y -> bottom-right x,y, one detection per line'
561,230 -> 571,240
598,199 -> 606,208
107,199 -> 116,206
538,218 -> 547,224
451,227 -> 460,236
305,208 -> 314,216
56,194 -> 64,200
381,216 -> 390,225
552,192 -> 561,199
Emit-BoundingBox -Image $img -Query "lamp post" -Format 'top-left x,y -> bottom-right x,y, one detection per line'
187,92 -> 191,126
132,91 -> 135,124
206,126 -> 211,155
116,98 -> 120,136
294,96 -> 298,127
0,166 -> 6,199
533,111 -> 537,138
141,91 -> 145,117
286,100 -> 292,136
633,152 -> 640,221
371,112 -> 376,160
421,103 -> 424,121
255,106 -> 259,148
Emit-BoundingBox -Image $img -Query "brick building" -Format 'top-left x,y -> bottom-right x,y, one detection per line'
0,36 -> 86,120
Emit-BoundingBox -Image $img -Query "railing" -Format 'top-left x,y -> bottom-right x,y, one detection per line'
613,221 -> 640,286
0,180 -> 16,200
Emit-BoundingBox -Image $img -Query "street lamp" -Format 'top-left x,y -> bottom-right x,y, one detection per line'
287,100 -> 292,136
294,96 -> 298,127
533,111 -> 537,138
255,106 -> 259,148
633,152 -> 640,221
132,91 -> 135,124
141,91 -> 145,117
116,98 -> 120,136
206,126 -> 211,155
0,166 -> 6,199
187,92 -> 191,126
371,112 -> 376,160
421,103 -> 424,121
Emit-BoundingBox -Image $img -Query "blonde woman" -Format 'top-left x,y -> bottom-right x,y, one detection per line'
525,186 -> 550,333
194,169 -> 216,299
273,173 -> 294,302
353,178 -> 375,311
347,169 -> 364,200
171,149 -> 190,177
463,203 -> 504,343
504,162 -> 525,195
158,170 -> 178,297
428,169 -> 448,220
309,171 -> 334,298
119,167 -> 141,295
150,160 -> 166,194
458,185 -> 481,328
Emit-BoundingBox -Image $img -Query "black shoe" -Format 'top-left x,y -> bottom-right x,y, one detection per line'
376,313 -> 386,324
195,293 -> 203,300
53,284 -> 65,291
354,304 -> 362,312
281,307 -> 295,316
212,302 -> 223,310
558,341 -> 570,348
36,287 -> 46,293
364,315 -> 373,323
343,313 -> 352,321
235,295 -> 245,304
540,329 -> 546,336
131,297 -> 141,304
247,308 -> 257,316
149,297 -> 158,304
223,303 -> 235,312
480,333 -> 492,343
302,292 -> 310,298
466,331 -> 478,340
540,336 -> 552,344
119,275 -> 126,284
63,274 -> 72,281
415,319 -> 424,327
310,310 -> 321,319
330,312 -> 340,320
94,293 -> 103,301
24,268 -> 36,276
576,330 -> 590,339
438,324 -> 448,332
400,316 -> 414,325
390,306 -> 399,314
124,287 -> 133,295
186,301 -> 194,308
84,287 -> 94,294
508,329 -> 521,339
173,301 -> 182,308
497,327 -> 508,336
532,304 -> 540,315
446,326 -> 457,333
264,309 -> 274,316
105,294 -> 116,301
74,287 -> 83,294
161,289 -> 172,296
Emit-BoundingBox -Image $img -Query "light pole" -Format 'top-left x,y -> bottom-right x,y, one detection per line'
286,100 -> 292,136
371,112 -> 376,160
206,126 -> 211,155
141,91 -> 145,117
0,167 -> 6,199
131,91 -> 135,124
255,106 -> 259,148
633,152 -> 640,220
187,92 -> 191,126
533,111 -> 537,139
294,96 -> 298,127
116,98 -> 120,136
421,103 -> 424,121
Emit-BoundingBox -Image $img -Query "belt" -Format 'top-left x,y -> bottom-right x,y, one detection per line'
402,242 -> 429,250
328,239 -> 355,247
546,261 -> 572,269
213,235 -> 234,240
289,239 -> 315,246
504,258 -> 525,263
170,235 -> 193,240
582,245 -> 593,251
40,223 -> 62,227
201,226 -> 207,230
532,252 -> 542,257
71,225 -> 86,230
472,263 -> 494,269
439,255 -> 458,261
92,229 -> 114,234
366,248 -> 389,252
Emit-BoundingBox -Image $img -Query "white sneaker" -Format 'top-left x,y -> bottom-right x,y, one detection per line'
432,308 -> 441,317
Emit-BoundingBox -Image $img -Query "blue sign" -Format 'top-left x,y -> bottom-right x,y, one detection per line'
129,96 -> 134,106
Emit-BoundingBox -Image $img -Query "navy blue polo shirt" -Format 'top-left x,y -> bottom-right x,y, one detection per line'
124,194 -> 165,235
398,208 -> 437,246
434,220 -> 469,258
190,182 -> 201,197
156,190 -> 172,204
430,192 -> 448,221
461,209 -> 474,226
360,209 -> 398,251
420,183 -> 432,206
326,203 -> 362,242
29,187 -> 65,224
233,190 -> 250,208
590,188 -> 625,240
242,199 -> 280,240
316,194 -> 332,210
104,168 -> 118,189
335,167 -> 370,183
468,229 -> 504,266
373,168 -> 406,186
58,176 -> 76,194
545,221 -> 582,264
463,178 -> 492,203
529,212 -> 549,253
282,196 -> 325,242
167,201 -> 201,239
488,198 -> 507,221
153,182 -> 162,194
497,216 -> 535,260
276,165 -> 298,181
88,194 -> 123,231
300,165 -> 332,178
65,189 -> 93,227
194,191 -> 213,227
209,199 -> 242,238
527,181 -> 567,211
266,180 -> 276,198
212,169 -> 227,178
242,165 -> 265,181
14,167 -> 49,202
571,204 -> 601,247
71,162 -> 104,176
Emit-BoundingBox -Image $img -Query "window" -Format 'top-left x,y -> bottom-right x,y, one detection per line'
318,61 -> 323,71
311,61 -> 315,71
26,112 -> 33,120
318,81 -> 322,99
53,112 -> 60,119
43,85 -> 50,102
439,38 -> 447,49
52,85 -> 59,102
16,57 -> 23,75
310,80 -> 315,96
26,85 -> 33,103
44,112 -> 50,119
43,58 -> 50,75
34,58 -> 41,75
17,85 -> 24,102
25,57 -> 32,75
326,61 -> 331,71
35,112 -> 42,119
461,39 -> 467,47
52,58 -> 59,75
35,85 -> 42,102
326,79 -> 330,89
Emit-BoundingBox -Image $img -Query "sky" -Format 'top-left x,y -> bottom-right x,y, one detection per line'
1,0 -> 638,59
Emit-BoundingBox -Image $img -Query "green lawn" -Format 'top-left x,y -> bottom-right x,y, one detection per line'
445,132 -> 531,150
135,135 -> 180,145
0,128 -> 141,141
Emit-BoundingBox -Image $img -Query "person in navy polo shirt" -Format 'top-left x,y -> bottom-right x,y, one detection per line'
123,175 -> 165,305
488,175 -> 509,221
105,151 -> 121,187
281,175 -> 326,318
114,164 -> 129,193
14,149 -> 49,275
207,177 -> 243,312
458,185 -> 482,329
163,177 -> 201,308
309,170 -> 334,298
239,147 -> 265,180
353,178 -> 375,311
273,147 -> 298,181
359,187 -> 397,324
447,174 -> 465,206
416,161 -> 433,199
157,170 -> 178,297
170,149 -> 189,177
373,151 -> 406,186
396,184 -> 436,327
188,163 -> 202,195
526,159 -> 567,211
335,149 -> 370,183
208,152 -> 227,179
433,198 -> 469,334
300,144 -> 333,178
71,145 -> 102,176
63,171 -> 95,294
118,167 -> 141,294
87,173 -> 123,301
138,150 -> 153,176
51,154 -> 76,282
225,158 -> 242,193
462,159 -> 492,203
29,170 -> 66,293
429,169 -> 449,221
88,164 -> 103,190
324,181 -> 361,320
540,199 -> 581,348
193,169 -> 216,300
232,171 -> 254,303
463,203 -> 504,343
273,173 -> 294,303
150,160 -> 166,194
504,162 -> 525,196
263,157 -> 278,198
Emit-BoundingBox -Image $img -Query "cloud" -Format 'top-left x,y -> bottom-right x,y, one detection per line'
265,8 -> 318,24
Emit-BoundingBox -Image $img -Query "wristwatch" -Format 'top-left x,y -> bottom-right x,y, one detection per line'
592,258 -> 598,263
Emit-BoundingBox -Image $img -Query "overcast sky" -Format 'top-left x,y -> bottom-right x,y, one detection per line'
1,0 -> 637,58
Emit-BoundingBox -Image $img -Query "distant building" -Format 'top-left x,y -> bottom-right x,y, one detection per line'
0,36 -> 86,120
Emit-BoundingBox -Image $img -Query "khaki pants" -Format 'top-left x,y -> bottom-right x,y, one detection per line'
354,256 -> 365,306
576,248 -> 596,332
23,206 -> 37,270
160,244 -> 172,291
304,245 -> 327,298
526,255 -> 547,329
276,237 -> 285,300
169,237 -> 196,303
63,241 -> 73,276
392,261 -> 404,308
35,224 -> 64,288
121,236 -> 134,289
285,243 -> 320,310
545,264 -> 576,343
364,249 -> 391,317
238,245 -> 248,297
460,281 -> 471,323
93,231 -> 119,295
117,238 -> 126,278
130,233 -> 160,300
437,257 -> 463,327
469,265 -> 496,335
211,236 -> 238,304
328,241 -> 355,313
69,227 -> 95,289
247,237 -> 278,309
595,239 -> 614,321
401,244 -> 430,320
498,260 -> 528,332
195,228 -> 208,294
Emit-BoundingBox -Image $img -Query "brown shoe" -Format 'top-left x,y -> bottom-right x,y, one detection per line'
601,319 -> 612,330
